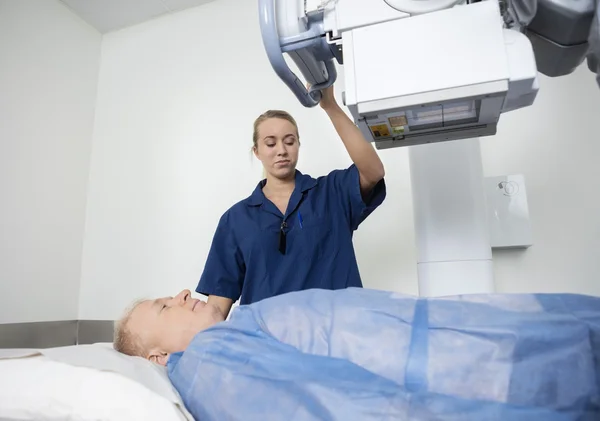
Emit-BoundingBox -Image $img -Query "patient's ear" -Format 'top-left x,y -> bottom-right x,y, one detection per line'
147,349 -> 170,366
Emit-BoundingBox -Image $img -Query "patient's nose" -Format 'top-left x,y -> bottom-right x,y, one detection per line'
175,289 -> 191,305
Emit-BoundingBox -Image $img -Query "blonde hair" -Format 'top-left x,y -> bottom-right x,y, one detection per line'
113,299 -> 148,358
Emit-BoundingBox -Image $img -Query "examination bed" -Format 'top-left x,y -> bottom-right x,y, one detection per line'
0,343 -> 194,421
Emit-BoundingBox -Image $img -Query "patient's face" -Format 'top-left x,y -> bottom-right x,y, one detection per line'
129,289 -> 224,365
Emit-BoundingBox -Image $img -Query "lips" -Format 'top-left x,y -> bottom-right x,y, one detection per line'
275,160 -> 290,166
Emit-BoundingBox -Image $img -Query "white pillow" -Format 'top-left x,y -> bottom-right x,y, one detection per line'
0,344 -> 193,421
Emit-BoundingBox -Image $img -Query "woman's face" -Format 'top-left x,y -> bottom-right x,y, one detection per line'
254,118 -> 299,180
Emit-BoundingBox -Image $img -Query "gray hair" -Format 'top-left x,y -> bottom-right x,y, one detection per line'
113,299 -> 148,357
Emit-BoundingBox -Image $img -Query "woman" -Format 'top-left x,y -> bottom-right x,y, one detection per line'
196,85 -> 386,318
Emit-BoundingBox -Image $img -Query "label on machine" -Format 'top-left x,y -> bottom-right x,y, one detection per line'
368,114 -> 410,139
368,124 -> 390,138
388,115 -> 407,134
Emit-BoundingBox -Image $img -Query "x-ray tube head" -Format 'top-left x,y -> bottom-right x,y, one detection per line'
258,0 -> 540,149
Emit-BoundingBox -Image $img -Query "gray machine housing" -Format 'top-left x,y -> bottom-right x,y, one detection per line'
511,0 -> 599,78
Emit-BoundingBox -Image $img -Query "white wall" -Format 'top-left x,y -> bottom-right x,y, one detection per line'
77,0 -> 600,320
481,65 -> 600,295
0,0 -> 101,323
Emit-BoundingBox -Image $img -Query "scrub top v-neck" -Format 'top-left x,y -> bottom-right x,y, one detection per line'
196,164 -> 386,305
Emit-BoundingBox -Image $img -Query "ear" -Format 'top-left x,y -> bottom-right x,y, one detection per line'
147,348 -> 170,366
252,145 -> 260,160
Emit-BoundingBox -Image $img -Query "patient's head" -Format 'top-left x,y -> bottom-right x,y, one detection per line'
114,289 -> 224,365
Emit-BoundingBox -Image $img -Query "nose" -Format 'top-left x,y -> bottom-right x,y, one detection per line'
173,289 -> 191,306
275,140 -> 288,156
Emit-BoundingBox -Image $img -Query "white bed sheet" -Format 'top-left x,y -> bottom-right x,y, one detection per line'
0,343 -> 194,421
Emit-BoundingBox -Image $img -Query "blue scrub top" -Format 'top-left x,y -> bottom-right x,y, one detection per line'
196,164 -> 386,305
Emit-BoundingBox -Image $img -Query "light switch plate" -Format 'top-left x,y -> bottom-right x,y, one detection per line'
484,174 -> 533,249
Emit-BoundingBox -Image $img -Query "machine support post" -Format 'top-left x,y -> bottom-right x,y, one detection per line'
409,137 -> 495,296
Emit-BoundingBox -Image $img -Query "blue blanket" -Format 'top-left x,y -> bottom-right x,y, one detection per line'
167,288 -> 600,420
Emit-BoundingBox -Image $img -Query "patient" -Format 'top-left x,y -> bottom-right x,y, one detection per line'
115,287 -> 600,421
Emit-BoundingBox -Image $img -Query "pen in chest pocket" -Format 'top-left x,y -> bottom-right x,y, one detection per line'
298,212 -> 303,229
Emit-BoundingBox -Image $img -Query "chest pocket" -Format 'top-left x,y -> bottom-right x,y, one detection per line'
290,214 -> 332,260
